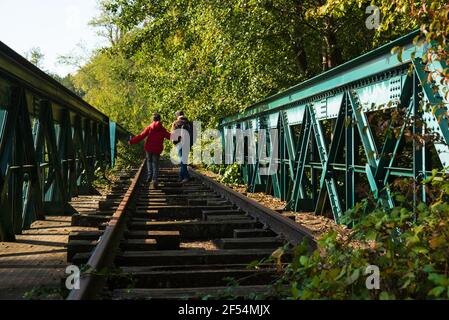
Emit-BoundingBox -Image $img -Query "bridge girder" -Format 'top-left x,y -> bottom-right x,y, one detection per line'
0,41 -> 130,241
220,31 -> 449,222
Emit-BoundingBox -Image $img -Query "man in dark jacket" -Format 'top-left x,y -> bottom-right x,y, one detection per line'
129,113 -> 171,188
172,111 -> 193,183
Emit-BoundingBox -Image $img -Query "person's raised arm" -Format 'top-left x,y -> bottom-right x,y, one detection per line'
128,126 -> 150,145
162,125 -> 171,140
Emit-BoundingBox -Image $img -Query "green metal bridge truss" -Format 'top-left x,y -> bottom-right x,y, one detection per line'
0,41 -> 130,241
220,30 -> 449,223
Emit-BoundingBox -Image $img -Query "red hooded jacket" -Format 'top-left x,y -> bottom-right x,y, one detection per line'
129,121 -> 171,155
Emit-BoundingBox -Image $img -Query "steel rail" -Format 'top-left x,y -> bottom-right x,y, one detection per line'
67,163 -> 317,299
67,161 -> 145,300
188,168 -> 317,251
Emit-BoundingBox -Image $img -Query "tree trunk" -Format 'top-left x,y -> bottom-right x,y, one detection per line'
293,40 -> 308,75
324,30 -> 342,69
322,43 -> 328,72
292,1 -> 308,75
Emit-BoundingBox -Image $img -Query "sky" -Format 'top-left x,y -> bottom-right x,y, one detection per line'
0,0 -> 107,76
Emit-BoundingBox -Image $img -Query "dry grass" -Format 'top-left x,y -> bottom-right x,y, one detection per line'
180,241 -> 218,251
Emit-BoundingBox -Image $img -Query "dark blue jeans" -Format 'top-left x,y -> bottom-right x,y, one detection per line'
178,147 -> 189,180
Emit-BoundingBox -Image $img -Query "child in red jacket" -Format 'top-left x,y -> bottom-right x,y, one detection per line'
128,113 -> 171,188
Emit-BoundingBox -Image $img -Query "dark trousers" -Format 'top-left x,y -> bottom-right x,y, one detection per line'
146,152 -> 160,183
178,147 -> 190,180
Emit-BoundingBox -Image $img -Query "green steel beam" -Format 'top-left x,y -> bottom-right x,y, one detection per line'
110,121 -> 117,167
413,58 -> 449,168
0,86 -> 21,241
267,122 -> 281,198
412,72 -> 426,205
288,107 -> 312,211
221,30 -> 449,224
16,88 -> 44,225
314,94 -> 347,221
280,110 -> 296,180
308,103 -> 343,221
220,30 -> 421,127
374,76 -> 413,182
345,94 -> 355,211
0,41 -> 128,135
0,42 -> 132,241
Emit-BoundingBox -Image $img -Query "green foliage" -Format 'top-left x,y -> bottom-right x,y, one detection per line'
268,173 -> 449,300
336,0 -> 449,95
46,1 -> 447,170
115,141 -> 144,169
72,51 -> 151,135
23,285 -> 67,300
69,0 -> 413,137
61,1 -> 449,299
52,73 -> 84,97
219,163 -> 244,185
65,0 -> 449,168
203,163 -> 244,185
206,164 -> 227,176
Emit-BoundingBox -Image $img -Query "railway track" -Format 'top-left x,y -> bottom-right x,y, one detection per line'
66,161 -> 316,300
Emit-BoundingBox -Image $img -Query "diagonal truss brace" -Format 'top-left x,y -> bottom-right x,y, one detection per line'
288,107 -> 312,211
308,104 -> 343,222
